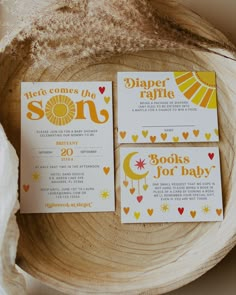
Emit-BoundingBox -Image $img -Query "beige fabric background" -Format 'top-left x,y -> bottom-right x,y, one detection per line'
1,0 -> 236,294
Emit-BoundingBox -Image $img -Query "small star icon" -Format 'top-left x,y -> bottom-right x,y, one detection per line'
135,158 -> 146,170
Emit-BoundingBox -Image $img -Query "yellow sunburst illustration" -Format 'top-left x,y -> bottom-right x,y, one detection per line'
100,190 -> 110,199
45,95 -> 76,126
32,172 -> 40,181
160,203 -> 170,213
202,205 -> 211,214
174,72 -> 216,109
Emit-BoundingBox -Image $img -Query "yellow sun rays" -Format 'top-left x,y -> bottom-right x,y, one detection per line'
174,72 -> 216,109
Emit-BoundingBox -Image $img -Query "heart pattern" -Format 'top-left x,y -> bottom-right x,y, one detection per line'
205,133 -> 211,140
142,130 -> 148,138
134,212 -> 141,220
216,208 -> 222,216
132,135 -> 138,142
193,129 -> 199,137
143,184 -> 148,191
119,131 -> 126,139
23,184 -> 30,192
99,86 -> 105,94
104,96 -> 110,104
103,166 -> 110,175
208,153 -> 214,160
173,136 -> 179,142
190,210 -> 196,218
214,129 -> 219,136
161,133 -> 167,141
182,132 -> 189,140
178,207 -> 184,215
123,207 -> 130,215
137,195 -> 143,203
147,209 -> 154,216
150,135 -> 156,143
123,180 -> 129,187
130,187 -> 135,194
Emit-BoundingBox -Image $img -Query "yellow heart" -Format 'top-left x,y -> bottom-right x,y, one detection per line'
134,211 -> 140,220
147,209 -> 154,216
119,131 -> 126,139
142,130 -> 148,138
173,136 -> 179,142
214,129 -> 219,136
104,96 -> 110,104
161,133 -> 167,141
132,135 -> 138,142
190,210 -> 196,218
205,133 -> 211,140
103,167 -> 110,175
143,184 -> 148,191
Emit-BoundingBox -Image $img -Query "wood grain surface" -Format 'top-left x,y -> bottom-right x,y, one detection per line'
0,1 -> 236,294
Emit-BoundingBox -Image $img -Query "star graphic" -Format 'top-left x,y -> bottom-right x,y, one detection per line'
32,172 -> 40,181
135,158 -> 146,170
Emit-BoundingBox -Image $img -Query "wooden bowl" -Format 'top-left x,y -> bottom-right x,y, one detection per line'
0,2 -> 236,294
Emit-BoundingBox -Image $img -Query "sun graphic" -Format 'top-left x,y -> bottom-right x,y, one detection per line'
174,72 -> 216,109
45,95 -> 76,126
100,190 -> 110,199
202,205 -> 211,214
32,172 -> 40,181
160,203 -> 170,213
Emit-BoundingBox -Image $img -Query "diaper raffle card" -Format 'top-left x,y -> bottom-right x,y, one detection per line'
21,82 -> 114,213
118,72 -> 219,143
120,147 -> 223,223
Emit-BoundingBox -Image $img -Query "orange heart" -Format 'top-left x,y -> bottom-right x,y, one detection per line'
123,180 -> 129,187
123,207 -> 130,215
23,184 -> 30,192
142,130 -> 148,138
103,167 -> 110,175
173,136 -> 179,142
193,130 -> 199,137
190,210 -> 196,218
182,132 -> 189,140
205,133 -> 211,140
134,211 -> 140,220
161,133 -> 167,141
132,135 -> 138,142
150,135 -> 156,143
216,208 -> 222,216
130,187 -> 135,194
147,208 -> 154,216
119,131 -> 126,139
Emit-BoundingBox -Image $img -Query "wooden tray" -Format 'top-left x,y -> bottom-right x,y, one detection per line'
0,1 -> 236,294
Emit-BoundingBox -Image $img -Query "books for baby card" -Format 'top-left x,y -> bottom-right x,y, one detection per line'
120,147 -> 223,223
118,72 -> 219,143
20,82 -> 114,213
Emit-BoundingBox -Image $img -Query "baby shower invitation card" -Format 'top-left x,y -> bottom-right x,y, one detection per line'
21,82 -> 114,213
120,147 -> 223,223
118,72 -> 219,143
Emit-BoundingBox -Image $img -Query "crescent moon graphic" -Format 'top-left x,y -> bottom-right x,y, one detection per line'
123,152 -> 149,181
